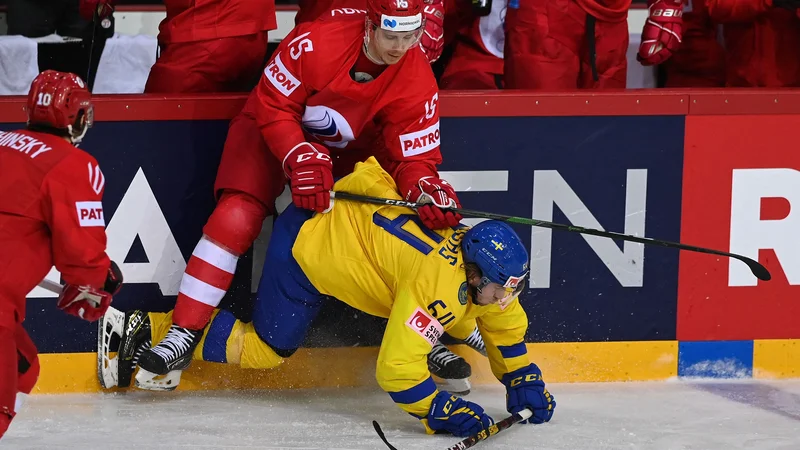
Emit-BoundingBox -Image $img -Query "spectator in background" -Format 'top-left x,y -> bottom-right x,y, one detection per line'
707,0 -> 800,87
6,0 -> 114,91
144,0 -> 277,93
439,0 -> 506,90
648,0 -> 725,88
503,0 -> 631,89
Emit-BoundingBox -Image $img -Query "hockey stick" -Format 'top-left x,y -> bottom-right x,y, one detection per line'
37,278 -> 64,294
372,409 -> 533,450
85,9 -> 99,87
331,191 -> 771,281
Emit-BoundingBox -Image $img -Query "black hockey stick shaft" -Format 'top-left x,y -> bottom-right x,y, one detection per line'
372,409 -> 532,450
331,191 -> 771,281
86,9 -> 99,86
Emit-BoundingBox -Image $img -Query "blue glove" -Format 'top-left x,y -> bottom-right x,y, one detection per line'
427,391 -> 494,437
501,363 -> 556,424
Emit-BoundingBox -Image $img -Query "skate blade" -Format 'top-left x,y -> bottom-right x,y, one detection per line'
135,368 -> 183,391
97,307 -> 125,389
440,377 -> 471,396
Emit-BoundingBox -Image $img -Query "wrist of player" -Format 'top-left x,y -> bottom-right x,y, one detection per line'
407,176 -> 462,229
57,261 -> 122,322
501,363 -> 556,424
79,0 -> 115,21
426,391 -> 494,437
421,1 -> 445,63
284,142 -> 335,213
637,0 -> 683,66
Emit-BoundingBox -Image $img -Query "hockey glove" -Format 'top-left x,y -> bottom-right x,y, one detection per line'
407,176 -> 462,229
421,0 -> 445,63
637,0 -> 684,66
427,391 -> 494,437
284,142 -> 334,213
79,0 -> 115,21
57,261 -> 122,322
501,363 -> 556,424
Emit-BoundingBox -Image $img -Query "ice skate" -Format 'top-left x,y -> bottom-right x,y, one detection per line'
134,325 -> 203,391
97,307 -> 152,389
428,342 -> 472,395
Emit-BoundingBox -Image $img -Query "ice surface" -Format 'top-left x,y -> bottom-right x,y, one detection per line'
5,380 -> 800,449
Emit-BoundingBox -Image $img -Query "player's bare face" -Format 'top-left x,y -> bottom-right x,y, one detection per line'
473,282 -> 518,306
370,28 -> 422,64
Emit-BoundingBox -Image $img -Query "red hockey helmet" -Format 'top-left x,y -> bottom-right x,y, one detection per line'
27,70 -> 94,143
366,0 -> 424,33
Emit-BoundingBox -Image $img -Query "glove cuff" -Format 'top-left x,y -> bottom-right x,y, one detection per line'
501,363 -> 543,387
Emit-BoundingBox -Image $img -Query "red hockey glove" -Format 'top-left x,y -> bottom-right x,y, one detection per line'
57,261 -> 122,322
637,0 -> 684,66
284,142 -> 334,213
421,0 -> 445,63
79,0 -> 115,21
407,176 -> 462,229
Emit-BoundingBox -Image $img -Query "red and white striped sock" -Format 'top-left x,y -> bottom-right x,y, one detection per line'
172,237 -> 239,330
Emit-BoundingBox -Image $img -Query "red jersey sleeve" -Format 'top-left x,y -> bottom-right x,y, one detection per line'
706,0 -> 771,22
41,152 -> 110,287
254,26 -> 317,171
375,71 -> 444,199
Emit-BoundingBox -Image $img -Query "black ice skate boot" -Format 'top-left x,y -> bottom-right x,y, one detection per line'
97,308 -> 152,389
428,342 -> 473,396
134,324 -> 203,391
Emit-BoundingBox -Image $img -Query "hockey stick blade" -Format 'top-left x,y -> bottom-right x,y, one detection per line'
446,409 -> 533,450
331,191 -> 771,281
373,421 -> 399,450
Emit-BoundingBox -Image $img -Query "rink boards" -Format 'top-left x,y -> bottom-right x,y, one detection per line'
1,91 -> 799,392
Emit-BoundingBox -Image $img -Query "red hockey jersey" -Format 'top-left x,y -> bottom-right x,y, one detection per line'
0,129 -> 110,329
158,0 -> 277,44
252,11 -> 443,198
707,0 -> 800,87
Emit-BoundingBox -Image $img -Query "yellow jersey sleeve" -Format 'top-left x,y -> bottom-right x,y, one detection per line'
476,298 -> 531,381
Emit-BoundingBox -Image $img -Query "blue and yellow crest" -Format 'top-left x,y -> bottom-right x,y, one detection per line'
458,281 -> 469,305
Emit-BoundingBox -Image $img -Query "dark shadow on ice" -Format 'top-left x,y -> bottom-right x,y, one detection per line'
689,382 -> 800,423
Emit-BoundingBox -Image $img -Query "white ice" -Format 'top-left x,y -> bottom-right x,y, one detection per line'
5,380 -> 800,449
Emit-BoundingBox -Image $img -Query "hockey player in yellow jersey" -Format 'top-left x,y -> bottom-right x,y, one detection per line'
98,157 -> 556,437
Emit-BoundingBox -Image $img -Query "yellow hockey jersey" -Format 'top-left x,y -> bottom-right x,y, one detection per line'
292,158 -> 531,430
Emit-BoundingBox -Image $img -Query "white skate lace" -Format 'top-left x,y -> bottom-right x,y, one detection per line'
150,327 -> 195,363
463,328 -> 486,353
131,339 -> 152,369
430,343 -> 462,366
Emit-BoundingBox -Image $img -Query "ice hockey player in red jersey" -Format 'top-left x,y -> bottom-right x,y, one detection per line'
504,0 -> 631,89
295,0 -> 447,63
0,70 -> 123,439
125,0 -> 469,393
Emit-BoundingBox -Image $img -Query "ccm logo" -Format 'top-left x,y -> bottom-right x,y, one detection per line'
405,307 -> 443,347
265,52 -> 301,97
75,201 -> 104,227
400,121 -> 440,157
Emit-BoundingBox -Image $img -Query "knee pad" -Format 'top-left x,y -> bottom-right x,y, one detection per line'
202,190 -> 269,256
